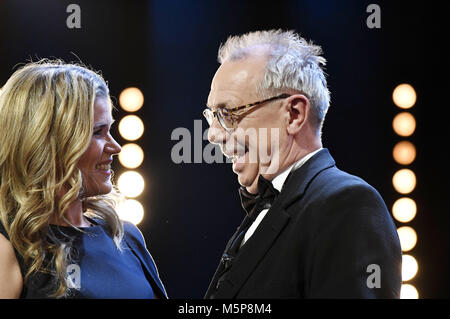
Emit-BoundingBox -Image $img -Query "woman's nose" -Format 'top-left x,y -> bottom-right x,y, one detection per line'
106,135 -> 121,155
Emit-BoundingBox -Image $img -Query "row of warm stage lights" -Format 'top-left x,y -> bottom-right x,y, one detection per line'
115,88 -> 147,225
391,84 -> 419,299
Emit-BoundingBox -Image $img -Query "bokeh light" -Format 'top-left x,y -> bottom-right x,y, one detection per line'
393,169 -> 416,194
118,115 -> 144,141
402,254 -> 418,281
393,112 -> 416,137
116,199 -> 144,225
118,143 -> 144,169
393,83 -> 417,109
117,171 -> 145,198
400,284 -> 419,299
393,141 -> 416,165
392,197 -> 417,223
397,226 -> 417,252
119,87 -> 144,112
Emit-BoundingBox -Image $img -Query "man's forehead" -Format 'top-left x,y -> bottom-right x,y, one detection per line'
208,57 -> 267,108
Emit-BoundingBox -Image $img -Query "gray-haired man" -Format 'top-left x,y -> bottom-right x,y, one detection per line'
203,30 -> 401,298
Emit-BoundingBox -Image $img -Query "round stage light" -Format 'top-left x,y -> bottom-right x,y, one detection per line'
393,84 -> 417,109
400,284 -> 419,299
393,169 -> 416,194
402,254 -> 418,281
119,87 -> 144,112
392,197 -> 417,223
118,143 -> 144,169
393,141 -> 416,165
393,112 -> 416,137
117,171 -> 145,198
397,226 -> 417,252
118,115 -> 144,141
117,199 -> 144,225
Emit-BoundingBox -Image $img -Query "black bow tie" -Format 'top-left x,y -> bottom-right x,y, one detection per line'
238,175 -> 280,219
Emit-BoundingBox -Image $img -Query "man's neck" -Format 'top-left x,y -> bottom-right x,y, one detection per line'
264,141 -> 322,180
246,144 -> 322,194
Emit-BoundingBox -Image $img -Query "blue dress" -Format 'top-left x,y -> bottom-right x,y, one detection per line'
0,218 -> 167,299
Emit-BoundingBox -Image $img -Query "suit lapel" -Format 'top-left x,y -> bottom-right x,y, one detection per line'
211,206 -> 290,298
204,215 -> 253,297
281,148 -> 336,208
209,148 -> 336,298
123,234 -> 168,299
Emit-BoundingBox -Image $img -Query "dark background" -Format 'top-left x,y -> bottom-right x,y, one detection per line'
0,0 -> 448,298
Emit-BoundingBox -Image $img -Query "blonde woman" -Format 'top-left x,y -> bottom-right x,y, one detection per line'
0,60 -> 167,299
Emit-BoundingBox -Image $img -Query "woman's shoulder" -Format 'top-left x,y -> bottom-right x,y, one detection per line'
0,226 -> 18,267
0,221 -> 23,298
122,220 -> 146,245
90,217 -> 148,250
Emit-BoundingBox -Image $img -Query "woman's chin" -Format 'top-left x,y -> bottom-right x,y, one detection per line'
84,183 -> 112,197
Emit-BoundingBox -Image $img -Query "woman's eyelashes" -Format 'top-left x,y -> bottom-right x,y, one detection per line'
93,124 -> 111,137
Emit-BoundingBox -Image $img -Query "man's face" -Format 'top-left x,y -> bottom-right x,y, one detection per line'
207,56 -> 286,193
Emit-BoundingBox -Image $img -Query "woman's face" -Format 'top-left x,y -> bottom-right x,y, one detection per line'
77,97 -> 121,197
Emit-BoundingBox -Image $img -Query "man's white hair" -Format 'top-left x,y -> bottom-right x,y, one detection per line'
218,29 -> 331,133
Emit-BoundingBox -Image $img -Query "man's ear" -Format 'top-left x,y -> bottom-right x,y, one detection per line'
285,94 -> 309,135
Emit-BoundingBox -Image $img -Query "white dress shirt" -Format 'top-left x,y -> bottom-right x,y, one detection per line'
240,148 -> 323,248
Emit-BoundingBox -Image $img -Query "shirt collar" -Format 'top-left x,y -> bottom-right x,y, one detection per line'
271,148 -> 323,192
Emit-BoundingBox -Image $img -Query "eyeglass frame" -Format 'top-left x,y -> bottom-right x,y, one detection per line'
203,93 -> 291,131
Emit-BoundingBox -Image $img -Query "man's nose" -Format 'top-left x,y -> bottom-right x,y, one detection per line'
207,118 -> 227,145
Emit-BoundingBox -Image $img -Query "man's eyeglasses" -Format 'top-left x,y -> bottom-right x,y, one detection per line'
203,93 -> 291,131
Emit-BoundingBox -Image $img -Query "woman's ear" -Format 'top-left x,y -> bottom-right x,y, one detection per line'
286,94 -> 309,135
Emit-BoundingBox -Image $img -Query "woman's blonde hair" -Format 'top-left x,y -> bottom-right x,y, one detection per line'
0,59 -> 124,298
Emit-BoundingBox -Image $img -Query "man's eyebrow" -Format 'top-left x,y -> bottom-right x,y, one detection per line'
206,102 -> 228,110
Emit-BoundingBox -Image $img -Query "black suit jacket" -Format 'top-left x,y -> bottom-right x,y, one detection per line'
205,148 -> 402,298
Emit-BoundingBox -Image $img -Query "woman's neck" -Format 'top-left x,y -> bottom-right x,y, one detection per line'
49,199 -> 92,227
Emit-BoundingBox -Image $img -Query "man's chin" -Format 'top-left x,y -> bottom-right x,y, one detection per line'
234,165 -> 259,193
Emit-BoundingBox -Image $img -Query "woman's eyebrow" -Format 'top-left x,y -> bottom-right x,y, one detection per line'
94,119 -> 115,129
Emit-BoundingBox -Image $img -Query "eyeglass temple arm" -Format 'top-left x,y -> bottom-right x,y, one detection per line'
230,93 -> 292,113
